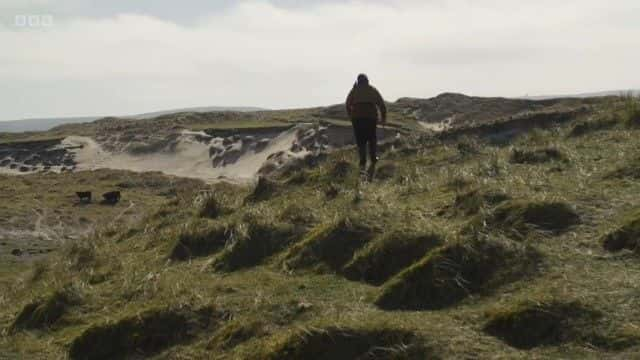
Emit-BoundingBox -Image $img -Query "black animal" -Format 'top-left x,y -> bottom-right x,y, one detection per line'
76,191 -> 92,203
102,191 -> 121,205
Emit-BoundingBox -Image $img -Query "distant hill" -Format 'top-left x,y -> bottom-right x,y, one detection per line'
521,89 -> 640,100
0,106 -> 266,133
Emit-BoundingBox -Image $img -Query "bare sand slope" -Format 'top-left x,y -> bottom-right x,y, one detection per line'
63,126 -> 309,182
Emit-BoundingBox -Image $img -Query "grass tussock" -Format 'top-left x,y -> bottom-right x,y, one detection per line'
68,306 -> 224,360
449,188 -> 510,217
283,217 -> 375,273
604,157 -> 640,180
375,237 -> 540,311
169,221 -> 229,261
211,214 -> 297,272
483,300 -> 602,349
10,286 -> 81,332
602,209 -> 640,252
343,230 -> 444,285
568,115 -> 618,137
196,192 -> 233,219
329,159 -> 353,179
509,147 -> 566,164
208,320 -> 265,351
470,200 -> 580,239
245,176 -> 280,203
374,162 -> 397,181
623,95 -> 640,127
261,326 -> 429,360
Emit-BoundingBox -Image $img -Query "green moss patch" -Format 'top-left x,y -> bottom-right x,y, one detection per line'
283,218 -> 375,273
68,306 -> 225,360
375,237 -> 539,311
10,287 -> 80,332
210,216 -> 297,272
169,221 -> 229,261
343,230 -> 444,285
483,300 -> 602,349
261,327 -> 429,360
602,209 -> 640,252
470,200 -> 580,239
509,147 -> 566,164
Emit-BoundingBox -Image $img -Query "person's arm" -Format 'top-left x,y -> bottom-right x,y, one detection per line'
375,88 -> 387,124
345,89 -> 354,118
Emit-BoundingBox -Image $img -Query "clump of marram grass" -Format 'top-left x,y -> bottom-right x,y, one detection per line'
63,239 -> 98,271
260,326 -> 429,360
169,220 -> 229,261
68,306 -> 225,360
282,217 -> 375,273
468,200 -> 580,239
622,94 -> 640,127
374,237 -> 540,311
278,203 -> 317,227
456,136 -> 480,157
245,176 -> 280,203
509,147 -> 566,164
373,162 -> 397,181
568,115 -> 618,137
208,319 -> 265,351
10,286 -> 81,332
448,188 -> 510,217
329,159 -> 354,179
602,209 -> 640,252
196,192 -> 233,219
604,157 -> 640,180
210,212 -> 297,272
483,299 -> 602,349
342,230 -> 444,285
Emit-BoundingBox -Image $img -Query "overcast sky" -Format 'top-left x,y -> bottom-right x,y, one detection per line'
1,0 -> 639,121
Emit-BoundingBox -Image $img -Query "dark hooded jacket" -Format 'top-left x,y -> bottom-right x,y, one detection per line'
346,83 -> 387,123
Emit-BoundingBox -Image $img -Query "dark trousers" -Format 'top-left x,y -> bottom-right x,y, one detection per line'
351,118 -> 377,168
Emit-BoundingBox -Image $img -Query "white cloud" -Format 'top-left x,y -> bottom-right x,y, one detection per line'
1,0 -> 639,120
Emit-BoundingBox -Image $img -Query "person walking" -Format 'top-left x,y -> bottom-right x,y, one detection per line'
345,74 -> 387,180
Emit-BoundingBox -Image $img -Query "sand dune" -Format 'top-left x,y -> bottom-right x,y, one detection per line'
62,126 -> 311,182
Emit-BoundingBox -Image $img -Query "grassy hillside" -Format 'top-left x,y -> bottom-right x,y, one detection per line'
2,96 -> 640,359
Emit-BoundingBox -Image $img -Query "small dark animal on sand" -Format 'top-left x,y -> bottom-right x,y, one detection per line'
76,191 -> 92,203
102,191 -> 121,204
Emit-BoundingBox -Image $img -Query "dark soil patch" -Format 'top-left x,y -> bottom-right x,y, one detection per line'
343,231 -> 444,285
483,300 -> 602,349
375,237 -> 540,311
262,327 -> 430,360
68,306 -> 226,360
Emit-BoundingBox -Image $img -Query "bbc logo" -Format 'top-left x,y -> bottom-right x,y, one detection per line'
14,15 -> 54,27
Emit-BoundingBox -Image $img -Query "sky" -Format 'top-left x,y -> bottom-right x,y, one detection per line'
1,0 -> 639,121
